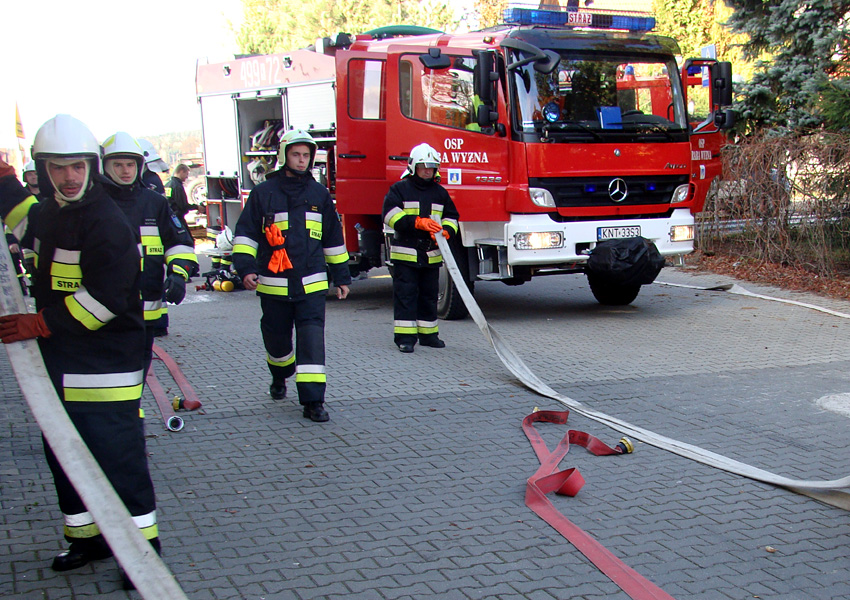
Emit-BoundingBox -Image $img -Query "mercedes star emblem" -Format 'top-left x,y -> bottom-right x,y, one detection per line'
608,178 -> 628,203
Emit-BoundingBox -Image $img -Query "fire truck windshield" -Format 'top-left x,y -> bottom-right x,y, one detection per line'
509,51 -> 688,143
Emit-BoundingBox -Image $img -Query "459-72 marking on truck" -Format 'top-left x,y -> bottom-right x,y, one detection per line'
239,57 -> 282,89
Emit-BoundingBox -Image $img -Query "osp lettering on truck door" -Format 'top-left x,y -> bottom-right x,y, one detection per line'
443,138 -> 489,164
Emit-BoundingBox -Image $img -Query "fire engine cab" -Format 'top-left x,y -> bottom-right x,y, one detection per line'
195,5 -> 734,318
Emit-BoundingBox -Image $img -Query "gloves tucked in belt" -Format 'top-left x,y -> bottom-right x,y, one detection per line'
0,310 -> 52,343
264,225 -> 293,273
164,273 -> 186,304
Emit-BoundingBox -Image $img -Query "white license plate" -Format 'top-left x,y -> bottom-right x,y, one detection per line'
597,226 -> 641,240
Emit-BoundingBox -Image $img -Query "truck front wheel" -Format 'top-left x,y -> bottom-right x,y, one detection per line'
438,263 -> 473,320
587,274 -> 641,306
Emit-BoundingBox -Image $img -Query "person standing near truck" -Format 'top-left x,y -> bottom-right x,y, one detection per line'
233,129 -> 351,422
382,143 -> 459,353
164,163 -> 191,235
0,114 -> 159,580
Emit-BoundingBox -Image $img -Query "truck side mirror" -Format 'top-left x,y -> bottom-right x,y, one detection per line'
473,50 -> 498,104
711,61 -> 733,107
419,48 -> 451,70
714,108 -> 736,130
477,104 -> 499,128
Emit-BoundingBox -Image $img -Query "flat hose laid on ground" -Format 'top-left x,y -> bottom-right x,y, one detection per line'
435,236 -> 850,510
0,232 -> 188,599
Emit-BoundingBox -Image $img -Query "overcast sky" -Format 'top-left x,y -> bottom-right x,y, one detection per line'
2,0 -> 477,150
2,0 -> 242,146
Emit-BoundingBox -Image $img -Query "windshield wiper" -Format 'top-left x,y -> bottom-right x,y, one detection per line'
540,121 -> 604,142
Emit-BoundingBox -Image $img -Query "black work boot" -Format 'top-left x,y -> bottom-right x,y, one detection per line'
302,403 -> 330,422
52,536 -> 113,572
269,380 -> 287,399
419,336 -> 446,348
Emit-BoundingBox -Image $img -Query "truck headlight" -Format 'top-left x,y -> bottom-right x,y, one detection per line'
670,225 -> 694,242
671,184 -> 691,204
529,187 -> 556,208
515,232 -> 563,250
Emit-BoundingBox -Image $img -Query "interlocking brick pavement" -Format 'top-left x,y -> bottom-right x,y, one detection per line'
1,259 -> 849,599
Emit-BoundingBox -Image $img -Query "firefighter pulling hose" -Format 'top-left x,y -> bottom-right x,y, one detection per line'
0,139 -> 186,597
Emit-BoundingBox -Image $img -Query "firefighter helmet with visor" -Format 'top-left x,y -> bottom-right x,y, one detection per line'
278,129 -> 317,175
32,114 -> 100,202
102,131 -> 145,186
403,143 -> 441,180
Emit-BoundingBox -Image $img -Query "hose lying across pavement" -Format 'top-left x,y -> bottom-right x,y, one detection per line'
0,234 -> 188,599
435,236 -> 850,510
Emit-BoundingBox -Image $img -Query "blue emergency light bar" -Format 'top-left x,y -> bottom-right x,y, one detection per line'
503,5 -> 656,32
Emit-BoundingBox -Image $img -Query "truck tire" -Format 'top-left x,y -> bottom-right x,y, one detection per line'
438,263 -> 473,320
587,273 -> 640,306
437,236 -> 473,320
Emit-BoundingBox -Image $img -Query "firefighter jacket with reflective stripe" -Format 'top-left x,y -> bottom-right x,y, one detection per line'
164,176 -> 189,217
233,170 -> 351,298
106,180 -> 198,322
0,174 -> 146,411
382,175 -> 459,268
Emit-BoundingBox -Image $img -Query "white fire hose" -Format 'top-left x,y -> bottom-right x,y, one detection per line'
436,236 -> 850,510
0,231 -> 188,598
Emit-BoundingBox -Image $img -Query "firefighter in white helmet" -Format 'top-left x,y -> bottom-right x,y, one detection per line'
102,131 -> 198,373
137,138 -> 168,195
233,129 -> 351,422
382,143 -> 459,352
0,115 -> 158,583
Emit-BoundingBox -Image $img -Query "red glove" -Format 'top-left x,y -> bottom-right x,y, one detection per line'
0,310 -> 52,343
441,228 -> 450,240
415,217 -> 442,234
264,225 -> 293,273
0,157 -> 15,179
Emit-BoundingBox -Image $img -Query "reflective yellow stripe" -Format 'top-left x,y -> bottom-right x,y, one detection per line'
303,272 -> 328,294
171,265 -> 189,280
64,383 -> 143,402
257,275 -> 288,296
5,195 -> 38,238
165,252 -> 195,263
323,244 -> 350,265
233,244 -> 258,257
295,364 -> 326,383
394,320 -> 417,334
385,207 -> 404,228
390,246 -> 418,262
51,263 -> 82,290
267,351 -> 295,367
64,287 -> 117,329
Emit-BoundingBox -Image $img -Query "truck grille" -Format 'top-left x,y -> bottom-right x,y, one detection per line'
529,175 -> 688,208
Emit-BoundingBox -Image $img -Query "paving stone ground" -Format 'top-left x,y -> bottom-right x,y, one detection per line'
1,259 -> 849,599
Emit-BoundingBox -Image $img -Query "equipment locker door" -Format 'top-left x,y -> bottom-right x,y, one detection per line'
385,46 -> 511,222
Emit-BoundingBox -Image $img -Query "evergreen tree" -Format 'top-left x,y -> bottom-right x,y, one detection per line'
724,0 -> 850,132
235,0 -> 460,54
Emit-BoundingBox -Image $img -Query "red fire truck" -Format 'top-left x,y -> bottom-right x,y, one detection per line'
195,7 -> 733,318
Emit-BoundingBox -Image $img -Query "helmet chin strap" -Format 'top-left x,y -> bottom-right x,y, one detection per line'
46,158 -> 91,203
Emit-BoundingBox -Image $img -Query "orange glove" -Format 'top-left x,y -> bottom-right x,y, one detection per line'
264,225 -> 293,273
0,310 -> 52,343
441,228 -> 450,240
415,217 -> 442,234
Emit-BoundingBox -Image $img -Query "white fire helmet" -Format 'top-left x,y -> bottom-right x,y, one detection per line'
32,114 -> 100,202
278,129 -> 317,174
402,143 -> 441,180
23,160 -> 36,174
216,226 -> 234,252
102,131 -> 144,185
138,138 -> 170,173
